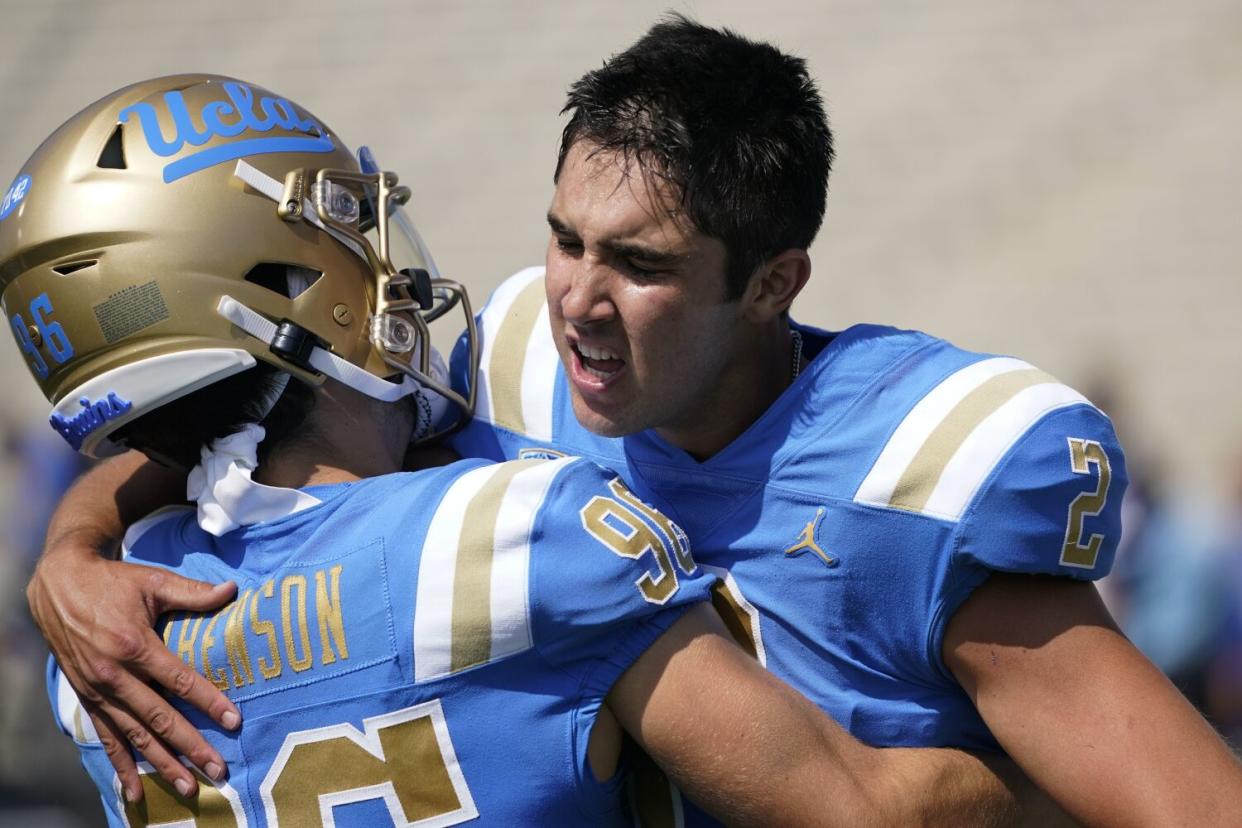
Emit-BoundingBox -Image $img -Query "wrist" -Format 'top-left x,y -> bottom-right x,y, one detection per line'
41,527 -> 121,563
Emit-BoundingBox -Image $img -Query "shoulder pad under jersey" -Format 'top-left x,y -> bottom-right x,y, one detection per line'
853,355 -> 1126,578
450,267 -> 558,445
410,456 -> 710,684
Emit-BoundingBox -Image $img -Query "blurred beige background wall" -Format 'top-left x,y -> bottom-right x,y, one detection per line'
2,0 -> 1240,488
0,0 -> 1239,821
2,0 -> 1242,491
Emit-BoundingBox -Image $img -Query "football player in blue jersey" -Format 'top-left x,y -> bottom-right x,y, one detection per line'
2,73 -> 1011,827
451,18 -> 1241,825
24,16 -> 1242,827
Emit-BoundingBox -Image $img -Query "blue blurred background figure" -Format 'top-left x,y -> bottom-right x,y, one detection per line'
1104,470 -> 1233,712
1203,461 -> 1242,745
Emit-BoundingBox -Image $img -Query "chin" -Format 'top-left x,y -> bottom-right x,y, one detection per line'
571,396 -> 640,438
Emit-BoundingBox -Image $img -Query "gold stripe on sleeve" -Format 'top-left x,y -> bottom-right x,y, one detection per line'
450,460 -> 543,672
488,277 -> 547,434
889,368 -> 1057,513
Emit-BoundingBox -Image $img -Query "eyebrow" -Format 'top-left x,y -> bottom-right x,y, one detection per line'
546,211 -> 574,237
546,211 -> 683,266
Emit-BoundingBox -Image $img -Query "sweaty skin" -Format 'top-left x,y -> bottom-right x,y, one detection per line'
945,573 -> 1242,826
546,141 -> 800,459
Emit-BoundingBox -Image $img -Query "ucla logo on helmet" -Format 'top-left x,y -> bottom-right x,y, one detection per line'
118,81 -> 335,183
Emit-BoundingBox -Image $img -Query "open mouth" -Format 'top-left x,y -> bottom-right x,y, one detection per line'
572,341 -> 626,381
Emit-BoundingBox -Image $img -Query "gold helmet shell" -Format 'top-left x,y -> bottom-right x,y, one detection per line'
0,74 -> 475,457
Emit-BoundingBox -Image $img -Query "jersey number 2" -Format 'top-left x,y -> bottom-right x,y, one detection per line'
1060,437 -> 1113,569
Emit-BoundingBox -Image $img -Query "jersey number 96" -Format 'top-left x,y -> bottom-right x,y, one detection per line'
122,699 -> 478,827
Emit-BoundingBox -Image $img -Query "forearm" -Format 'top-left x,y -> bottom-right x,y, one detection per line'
872,748 -> 1075,828
702,670 -> 885,826
975,628 -> 1241,825
612,606 -> 887,826
948,574 -> 1242,827
42,450 -> 184,557
613,604 -> 1065,826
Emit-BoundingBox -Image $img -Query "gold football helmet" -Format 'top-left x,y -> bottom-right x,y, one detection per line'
0,73 -> 476,457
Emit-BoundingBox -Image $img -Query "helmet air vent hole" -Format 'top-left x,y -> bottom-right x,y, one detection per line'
53,260 -> 97,276
97,125 -> 127,169
243,263 -> 323,298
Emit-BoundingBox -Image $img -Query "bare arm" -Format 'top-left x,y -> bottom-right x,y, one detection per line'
869,747 -> 1075,827
28,450 -> 240,801
606,603 -> 1071,827
945,573 -> 1242,827
606,603 -> 882,826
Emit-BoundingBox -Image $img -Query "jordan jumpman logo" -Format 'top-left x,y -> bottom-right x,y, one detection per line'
783,507 -> 836,567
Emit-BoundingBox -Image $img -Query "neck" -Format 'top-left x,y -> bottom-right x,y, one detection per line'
252,383 -> 417,488
655,321 -> 800,461
254,446 -> 392,489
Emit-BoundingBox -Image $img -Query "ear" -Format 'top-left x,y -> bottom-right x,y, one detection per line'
741,249 -> 810,323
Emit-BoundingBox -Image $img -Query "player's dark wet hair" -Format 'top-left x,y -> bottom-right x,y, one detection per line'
112,365 -> 317,471
556,14 -> 834,300
112,264 -> 321,469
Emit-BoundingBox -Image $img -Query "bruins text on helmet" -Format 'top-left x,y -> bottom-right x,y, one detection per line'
0,73 -> 477,458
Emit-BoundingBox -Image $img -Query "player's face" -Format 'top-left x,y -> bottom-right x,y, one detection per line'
545,141 -> 753,455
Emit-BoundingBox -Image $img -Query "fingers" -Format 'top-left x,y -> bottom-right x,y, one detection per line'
140,631 -> 241,731
147,570 -> 237,615
85,703 -> 143,803
92,696 -> 202,800
82,652 -> 229,786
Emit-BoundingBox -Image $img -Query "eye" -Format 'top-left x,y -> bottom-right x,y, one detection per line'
553,236 -> 583,255
622,260 -> 658,277
620,259 -> 670,280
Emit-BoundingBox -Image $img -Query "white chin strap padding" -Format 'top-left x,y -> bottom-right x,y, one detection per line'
216,296 -> 420,402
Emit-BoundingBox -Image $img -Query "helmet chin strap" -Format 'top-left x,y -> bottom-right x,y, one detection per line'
217,295 -> 448,413
191,295 -> 451,537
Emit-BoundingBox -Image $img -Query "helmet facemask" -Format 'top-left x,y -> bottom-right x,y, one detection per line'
229,155 -> 478,446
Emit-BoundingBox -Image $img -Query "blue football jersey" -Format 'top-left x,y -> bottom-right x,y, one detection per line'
450,267 -> 1128,755
48,455 -> 712,826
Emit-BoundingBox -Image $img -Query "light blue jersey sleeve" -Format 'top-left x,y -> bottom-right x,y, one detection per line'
447,267 -> 563,463
528,459 -> 712,682
929,400 -> 1128,678
955,403 -> 1127,579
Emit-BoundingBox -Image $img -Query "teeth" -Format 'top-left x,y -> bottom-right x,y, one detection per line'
577,343 -> 620,361
582,364 -> 613,379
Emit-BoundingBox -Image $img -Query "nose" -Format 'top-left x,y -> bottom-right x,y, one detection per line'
557,260 -> 615,327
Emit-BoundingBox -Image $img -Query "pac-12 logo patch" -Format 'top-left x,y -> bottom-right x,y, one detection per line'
517,447 -> 568,461
0,174 -> 32,221
118,81 -> 335,183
